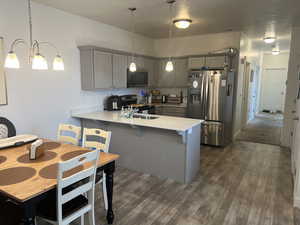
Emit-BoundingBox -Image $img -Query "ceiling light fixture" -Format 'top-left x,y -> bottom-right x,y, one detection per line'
129,7 -> 137,72
263,37 -> 276,44
4,0 -> 64,71
165,0 -> 175,72
173,19 -> 192,29
272,46 -> 280,55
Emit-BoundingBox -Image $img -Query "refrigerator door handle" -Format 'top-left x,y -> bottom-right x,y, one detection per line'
227,84 -> 232,96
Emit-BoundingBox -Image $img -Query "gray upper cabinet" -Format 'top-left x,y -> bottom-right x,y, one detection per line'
112,54 -> 128,88
144,58 -> 157,88
188,57 -> 205,69
206,56 -> 226,68
157,59 -> 175,88
174,58 -> 188,87
94,51 -> 113,89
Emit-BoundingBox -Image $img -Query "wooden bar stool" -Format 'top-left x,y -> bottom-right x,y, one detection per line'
57,124 -> 81,146
82,128 -> 112,210
0,117 -> 16,139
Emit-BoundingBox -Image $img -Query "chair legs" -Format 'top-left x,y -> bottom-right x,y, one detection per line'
102,176 -> 108,211
88,209 -> 95,225
81,215 -> 84,225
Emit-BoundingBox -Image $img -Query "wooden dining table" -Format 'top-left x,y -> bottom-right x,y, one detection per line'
0,139 -> 120,225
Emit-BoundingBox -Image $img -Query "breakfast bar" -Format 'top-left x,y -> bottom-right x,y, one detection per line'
73,111 -> 203,184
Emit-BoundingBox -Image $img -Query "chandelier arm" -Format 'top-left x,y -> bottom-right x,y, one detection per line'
38,41 -> 61,56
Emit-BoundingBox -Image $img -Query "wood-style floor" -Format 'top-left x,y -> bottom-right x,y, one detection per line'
236,114 -> 283,146
88,141 -> 294,225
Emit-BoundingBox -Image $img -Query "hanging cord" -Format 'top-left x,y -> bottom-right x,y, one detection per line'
167,1 -> 175,61
129,8 -> 136,62
28,0 -> 33,47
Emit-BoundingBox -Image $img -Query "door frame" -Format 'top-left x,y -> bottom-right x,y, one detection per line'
241,62 -> 251,128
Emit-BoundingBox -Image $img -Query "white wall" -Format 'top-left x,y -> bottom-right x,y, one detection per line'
153,31 -> 241,57
233,33 -> 263,137
258,53 -> 290,113
0,0 -> 154,139
282,27 -> 300,147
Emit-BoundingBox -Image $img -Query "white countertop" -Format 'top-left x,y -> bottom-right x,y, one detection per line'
73,111 -> 203,132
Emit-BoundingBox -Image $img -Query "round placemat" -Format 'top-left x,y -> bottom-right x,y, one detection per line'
39,163 -> 84,179
0,156 -> 7,164
60,150 -> 91,161
0,167 -> 36,186
40,142 -> 61,151
17,151 -> 57,164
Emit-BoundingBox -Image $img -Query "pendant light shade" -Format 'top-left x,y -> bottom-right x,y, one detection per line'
53,55 -> 65,71
4,51 -> 20,69
129,62 -> 137,72
32,53 -> 48,70
165,60 -> 174,72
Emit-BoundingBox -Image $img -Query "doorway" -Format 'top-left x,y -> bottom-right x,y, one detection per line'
236,53 -> 289,146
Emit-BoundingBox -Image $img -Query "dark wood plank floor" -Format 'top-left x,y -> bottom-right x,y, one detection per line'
88,141 -> 294,225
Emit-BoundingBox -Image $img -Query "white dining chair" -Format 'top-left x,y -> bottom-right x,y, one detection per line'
82,127 -> 112,211
57,124 -> 81,146
36,150 -> 100,225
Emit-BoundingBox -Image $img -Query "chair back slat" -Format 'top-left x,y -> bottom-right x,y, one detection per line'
56,150 -> 99,224
57,124 -> 81,146
82,128 -> 111,153
61,181 -> 93,204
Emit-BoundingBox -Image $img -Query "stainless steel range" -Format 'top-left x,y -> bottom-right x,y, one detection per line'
187,69 -> 234,147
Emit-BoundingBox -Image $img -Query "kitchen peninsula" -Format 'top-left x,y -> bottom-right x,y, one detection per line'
73,111 -> 203,183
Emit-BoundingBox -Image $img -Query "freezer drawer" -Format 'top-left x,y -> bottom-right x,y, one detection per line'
201,121 -> 224,146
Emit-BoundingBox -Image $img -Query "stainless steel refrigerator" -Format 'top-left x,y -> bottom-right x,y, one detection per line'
187,69 -> 234,146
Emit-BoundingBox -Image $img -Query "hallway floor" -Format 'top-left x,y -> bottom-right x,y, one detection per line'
89,142 -> 294,225
236,113 -> 283,146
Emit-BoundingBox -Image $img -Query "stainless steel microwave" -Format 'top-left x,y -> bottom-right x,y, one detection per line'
127,69 -> 148,88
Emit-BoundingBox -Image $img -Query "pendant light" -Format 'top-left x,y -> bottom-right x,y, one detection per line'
129,7 -> 137,72
165,0 -> 175,72
4,0 -> 64,71
271,45 -> 280,55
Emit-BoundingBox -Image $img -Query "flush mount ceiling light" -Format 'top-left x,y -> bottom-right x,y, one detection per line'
263,37 -> 276,44
165,0 -> 175,72
272,46 -> 280,55
4,0 -> 64,71
128,7 -> 137,72
173,19 -> 192,29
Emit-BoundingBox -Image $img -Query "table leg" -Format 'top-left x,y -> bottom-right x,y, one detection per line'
20,200 -> 36,225
104,161 -> 115,224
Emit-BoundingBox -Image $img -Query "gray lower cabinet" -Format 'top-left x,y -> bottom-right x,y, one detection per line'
112,54 -> 127,88
155,106 -> 187,117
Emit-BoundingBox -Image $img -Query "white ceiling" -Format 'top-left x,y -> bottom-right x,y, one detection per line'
33,0 -> 299,50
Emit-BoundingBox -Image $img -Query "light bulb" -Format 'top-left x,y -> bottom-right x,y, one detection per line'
129,62 -> 137,72
173,19 -> 192,29
4,51 -> 20,69
272,50 -> 280,55
263,37 -> 276,44
165,60 -> 174,72
53,55 -> 64,71
32,53 -> 48,70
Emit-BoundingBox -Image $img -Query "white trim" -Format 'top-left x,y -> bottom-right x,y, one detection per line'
294,196 -> 300,208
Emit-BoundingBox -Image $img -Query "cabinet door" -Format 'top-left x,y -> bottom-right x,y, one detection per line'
188,57 -> 205,69
157,59 -> 175,88
94,51 -> 113,89
206,56 -> 225,68
112,54 -> 127,88
135,56 -> 146,70
144,58 -> 157,87
175,58 -> 188,87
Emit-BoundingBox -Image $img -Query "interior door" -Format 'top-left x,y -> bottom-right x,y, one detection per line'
260,68 -> 287,112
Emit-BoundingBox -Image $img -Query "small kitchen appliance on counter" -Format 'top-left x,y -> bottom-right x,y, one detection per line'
105,95 -> 122,111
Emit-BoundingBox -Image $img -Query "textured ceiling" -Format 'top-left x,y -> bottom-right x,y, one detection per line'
32,0 -> 298,50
